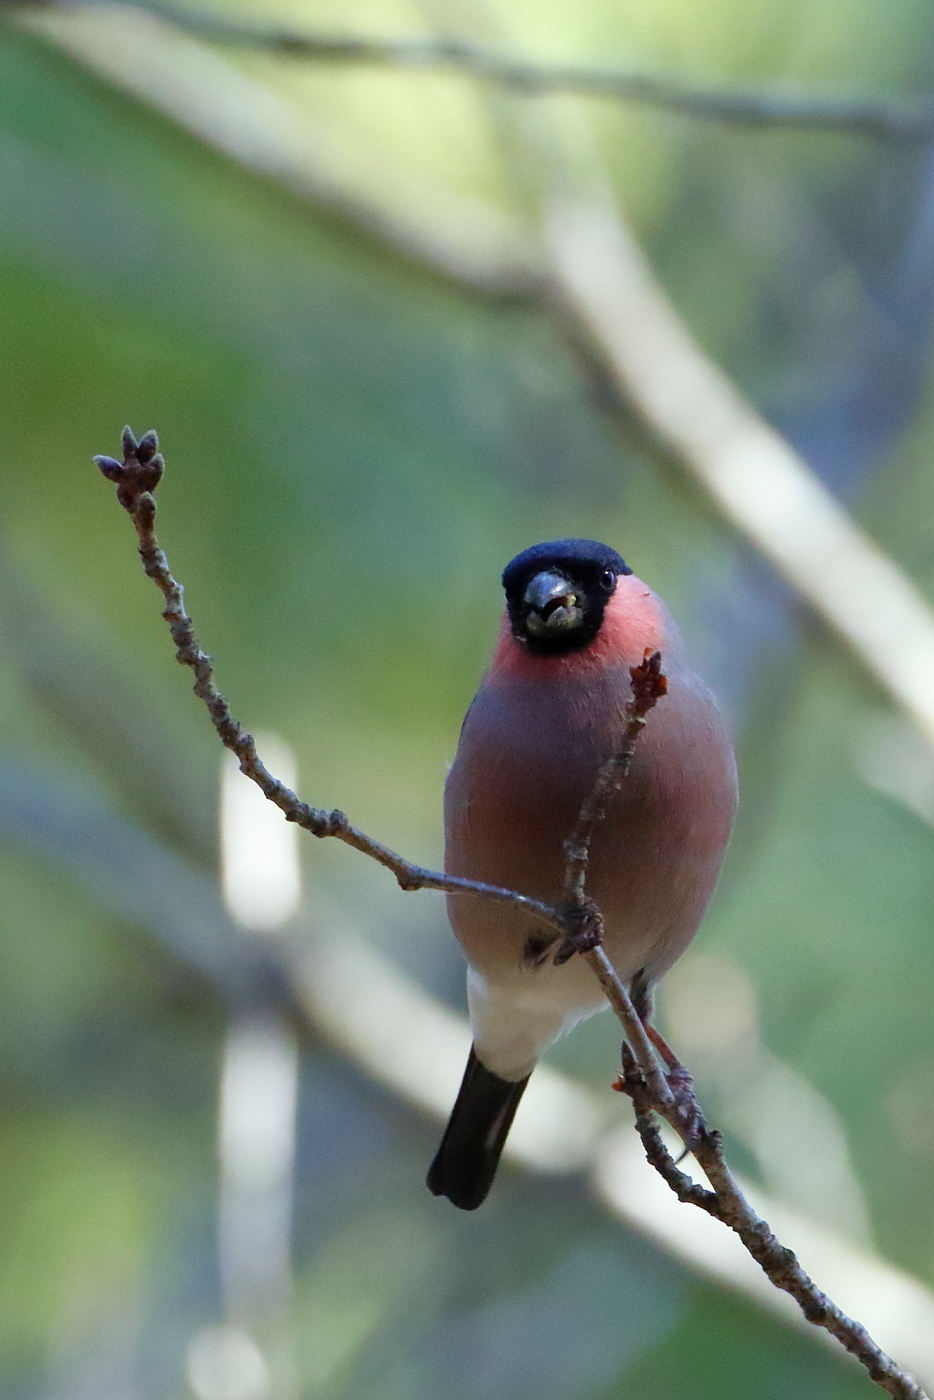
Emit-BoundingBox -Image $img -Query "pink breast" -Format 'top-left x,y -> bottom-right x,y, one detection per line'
444,578 -> 737,989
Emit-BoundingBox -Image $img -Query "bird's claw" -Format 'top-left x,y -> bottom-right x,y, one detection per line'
615,1045 -> 708,1153
552,899 -> 604,966
665,1063 -> 707,1151
522,931 -> 554,967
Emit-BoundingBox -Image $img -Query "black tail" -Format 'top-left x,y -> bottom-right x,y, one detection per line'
427,1047 -> 531,1210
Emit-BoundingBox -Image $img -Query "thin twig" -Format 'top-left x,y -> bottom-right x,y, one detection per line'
621,1059 -> 928,1400
557,648 -> 672,1105
584,944 -> 675,1110
92,2 -> 934,144
560,638 -> 928,1398
563,649 -> 667,905
94,428 -> 930,1399
94,427 -> 564,936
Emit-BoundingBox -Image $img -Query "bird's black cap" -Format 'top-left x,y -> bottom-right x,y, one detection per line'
502,539 -> 630,595
502,539 -> 632,654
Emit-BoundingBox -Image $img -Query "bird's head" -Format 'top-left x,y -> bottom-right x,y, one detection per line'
501,539 -> 632,655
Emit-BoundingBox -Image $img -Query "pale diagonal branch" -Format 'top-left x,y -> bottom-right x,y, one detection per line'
545,198 -> 934,753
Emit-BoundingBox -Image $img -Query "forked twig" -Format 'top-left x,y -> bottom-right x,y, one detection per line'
94,428 -> 929,1400
621,1056 -> 924,1397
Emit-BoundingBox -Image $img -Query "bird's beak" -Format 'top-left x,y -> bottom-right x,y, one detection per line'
523,571 -> 585,636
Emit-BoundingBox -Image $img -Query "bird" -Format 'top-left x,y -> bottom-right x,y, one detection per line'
427,539 -> 737,1210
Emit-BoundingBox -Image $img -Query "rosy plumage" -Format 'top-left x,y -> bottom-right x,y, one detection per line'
428,540 -> 737,1209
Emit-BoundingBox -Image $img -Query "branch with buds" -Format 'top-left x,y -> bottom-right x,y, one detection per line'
94,427 -> 929,1400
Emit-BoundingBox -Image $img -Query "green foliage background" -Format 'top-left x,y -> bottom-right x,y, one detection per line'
1,1 -> 934,1395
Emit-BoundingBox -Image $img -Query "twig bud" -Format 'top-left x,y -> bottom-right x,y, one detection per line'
136,430 -> 160,463
94,429 -> 165,512
94,455 -> 124,481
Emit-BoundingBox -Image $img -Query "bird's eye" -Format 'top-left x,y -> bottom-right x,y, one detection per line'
600,569 -> 616,591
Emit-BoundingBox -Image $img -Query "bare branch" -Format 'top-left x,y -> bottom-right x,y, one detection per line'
562,649 -> 667,906
585,944 -> 677,1111
621,1057 -> 929,1400
93,428 -> 564,937
94,429 -> 930,1398
94,2 -> 934,144
553,648 -> 673,1106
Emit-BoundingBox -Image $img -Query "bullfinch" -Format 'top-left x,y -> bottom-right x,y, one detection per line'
427,539 -> 737,1210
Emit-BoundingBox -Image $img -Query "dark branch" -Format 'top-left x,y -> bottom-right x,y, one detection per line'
101,3 -> 934,143
95,429 -> 930,1400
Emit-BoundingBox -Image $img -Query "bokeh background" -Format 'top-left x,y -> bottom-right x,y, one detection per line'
3,0 -> 934,1395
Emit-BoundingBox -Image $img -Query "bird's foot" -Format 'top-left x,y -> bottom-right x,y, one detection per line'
615,1044 -> 708,1153
522,931 -> 554,967
642,1024 -> 706,1146
663,1062 -> 707,1150
551,899 -> 604,966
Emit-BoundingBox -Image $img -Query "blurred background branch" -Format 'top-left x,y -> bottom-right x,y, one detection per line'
19,0 -> 934,755
21,1 -> 934,143
546,197 -> 934,747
